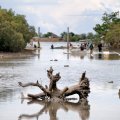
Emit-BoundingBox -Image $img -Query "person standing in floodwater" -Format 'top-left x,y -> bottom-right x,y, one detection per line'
80,44 -> 84,51
69,43 -> 73,49
51,44 -> 54,49
98,43 -> 102,52
89,43 -> 94,55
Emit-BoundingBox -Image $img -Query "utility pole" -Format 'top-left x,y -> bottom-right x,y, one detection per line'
38,27 -> 40,48
67,27 -> 69,50
67,27 -> 70,60
38,27 -> 40,38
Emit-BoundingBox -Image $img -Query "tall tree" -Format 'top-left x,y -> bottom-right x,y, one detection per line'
79,33 -> 86,40
87,32 -> 94,39
0,7 -> 37,52
60,32 -> 67,41
93,11 -> 120,48
94,12 -> 120,37
105,23 -> 120,48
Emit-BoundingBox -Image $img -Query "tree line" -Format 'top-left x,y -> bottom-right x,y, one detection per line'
43,12 -> 120,48
0,7 -> 37,52
42,31 -> 95,42
0,6 -> 120,52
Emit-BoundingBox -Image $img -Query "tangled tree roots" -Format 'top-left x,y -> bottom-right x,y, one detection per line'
18,67 -> 90,102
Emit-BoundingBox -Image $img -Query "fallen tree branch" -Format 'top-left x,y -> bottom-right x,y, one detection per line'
18,81 -> 51,97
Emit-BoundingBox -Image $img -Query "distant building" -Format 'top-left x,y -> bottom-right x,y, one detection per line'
25,33 -> 63,49
31,32 -> 63,42
48,32 -> 60,38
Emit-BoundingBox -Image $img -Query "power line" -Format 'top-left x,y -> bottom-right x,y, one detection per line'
65,14 -> 103,17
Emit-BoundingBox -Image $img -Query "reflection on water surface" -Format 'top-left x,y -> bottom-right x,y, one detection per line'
19,100 -> 90,120
0,42 -> 120,120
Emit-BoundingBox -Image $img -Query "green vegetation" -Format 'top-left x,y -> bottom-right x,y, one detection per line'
1,6 -> 119,51
42,32 -> 52,37
94,11 -> 120,48
0,7 -> 37,52
60,32 -> 95,42
59,12 -> 120,48
60,32 -> 80,42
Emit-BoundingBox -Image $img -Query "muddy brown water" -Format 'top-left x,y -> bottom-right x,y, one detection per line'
0,42 -> 120,120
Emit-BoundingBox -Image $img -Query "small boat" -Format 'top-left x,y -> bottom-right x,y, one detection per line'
24,47 -> 36,51
52,46 -> 67,49
51,46 -> 78,49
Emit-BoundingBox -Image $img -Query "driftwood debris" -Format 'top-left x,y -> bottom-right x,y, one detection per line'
18,67 -> 90,102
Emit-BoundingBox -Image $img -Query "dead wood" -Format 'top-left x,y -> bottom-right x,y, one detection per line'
18,67 -> 90,102
64,72 -> 90,100
47,67 -> 61,91
18,80 -> 51,99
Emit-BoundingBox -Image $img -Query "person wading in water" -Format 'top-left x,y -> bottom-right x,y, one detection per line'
98,43 -> 103,52
89,43 -> 94,56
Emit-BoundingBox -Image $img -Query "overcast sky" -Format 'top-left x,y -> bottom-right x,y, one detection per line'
0,0 -> 120,35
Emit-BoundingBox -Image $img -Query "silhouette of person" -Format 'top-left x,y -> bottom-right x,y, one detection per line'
98,43 -> 102,52
51,44 -> 54,49
89,43 -> 94,55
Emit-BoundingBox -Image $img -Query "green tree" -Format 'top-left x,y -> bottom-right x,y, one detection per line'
60,32 -> 67,41
0,7 -> 37,52
79,33 -> 86,40
70,35 -> 79,42
43,32 -> 52,37
93,11 -> 120,48
87,32 -> 94,39
60,32 -> 80,42
105,23 -> 120,48
94,12 -> 120,37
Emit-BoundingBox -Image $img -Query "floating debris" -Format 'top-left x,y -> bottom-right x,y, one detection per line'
108,81 -> 113,83
64,65 -> 69,67
50,59 -> 58,61
54,59 -> 58,61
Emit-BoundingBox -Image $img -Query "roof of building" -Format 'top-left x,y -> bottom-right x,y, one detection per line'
50,32 -> 60,38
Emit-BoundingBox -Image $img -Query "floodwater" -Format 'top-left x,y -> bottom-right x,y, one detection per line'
0,42 -> 120,120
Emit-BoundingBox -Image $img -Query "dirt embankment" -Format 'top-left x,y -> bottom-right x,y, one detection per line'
0,51 -> 35,59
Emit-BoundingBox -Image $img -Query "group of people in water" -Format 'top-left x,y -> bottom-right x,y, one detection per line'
51,42 -> 103,56
79,42 -> 103,53
79,42 -> 103,59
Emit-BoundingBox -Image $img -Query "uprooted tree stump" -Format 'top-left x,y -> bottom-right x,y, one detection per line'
18,67 -> 90,102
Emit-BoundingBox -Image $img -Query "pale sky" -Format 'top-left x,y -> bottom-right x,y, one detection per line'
0,0 -> 120,35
